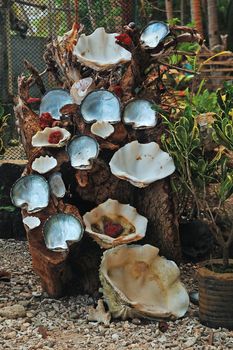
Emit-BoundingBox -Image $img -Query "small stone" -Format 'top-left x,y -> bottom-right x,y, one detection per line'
183,337 -> 197,348
132,318 -> 141,325
0,304 -> 26,319
112,333 -> 119,341
21,322 -> 31,331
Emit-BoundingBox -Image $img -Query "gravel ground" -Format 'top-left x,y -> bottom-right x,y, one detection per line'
1,239 -> 233,350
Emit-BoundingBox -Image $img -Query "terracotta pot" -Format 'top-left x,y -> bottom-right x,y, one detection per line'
198,259 -> 233,329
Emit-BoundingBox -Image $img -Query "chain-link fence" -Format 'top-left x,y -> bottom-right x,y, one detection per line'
0,0 -> 153,160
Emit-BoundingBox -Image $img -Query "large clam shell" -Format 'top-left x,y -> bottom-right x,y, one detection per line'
32,155 -> 57,174
123,99 -> 158,129
100,244 -> 189,320
83,199 -> 148,249
49,172 -> 66,198
109,141 -> 175,188
40,89 -> 73,120
81,90 -> 121,124
11,175 -> 50,213
140,21 -> 169,49
67,135 -> 99,170
70,78 -> 94,105
32,127 -> 71,148
73,27 -> 131,71
43,213 -> 84,251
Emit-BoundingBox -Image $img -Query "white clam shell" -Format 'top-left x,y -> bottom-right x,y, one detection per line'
100,244 -> 189,320
140,21 -> 169,49
109,141 -> 175,188
123,99 -> 157,129
32,155 -> 57,174
49,172 -> 66,198
23,216 -> 41,230
83,199 -> 148,249
70,78 -> 94,105
11,175 -> 50,213
43,213 -> 84,251
40,89 -> 73,120
32,127 -> 71,148
73,27 -> 131,71
81,90 -> 121,124
67,135 -> 99,170
91,121 -> 114,139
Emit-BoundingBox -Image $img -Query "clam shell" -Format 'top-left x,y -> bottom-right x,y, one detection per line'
81,90 -> 121,124
40,89 -> 73,120
70,78 -> 94,105
83,199 -> 148,249
11,175 -> 49,213
73,27 -> 131,71
91,121 -> 114,139
23,216 -> 41,230
140,21 -> 169,49
67,135 -> 99,170
32,155 -> 57,174
32,127 -> 71,148
123,99 -> 157,129
109,141 -> 175,187
49,172 -> 66,198
43,213 -> 84,251
100,244 -> 189,320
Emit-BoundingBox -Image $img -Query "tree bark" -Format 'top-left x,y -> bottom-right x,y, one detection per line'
207,0 -> 220,48
165,0 -> 173,21
191,0 -> 204,36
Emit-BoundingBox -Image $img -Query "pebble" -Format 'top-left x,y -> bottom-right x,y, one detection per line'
0,304 -> 26,319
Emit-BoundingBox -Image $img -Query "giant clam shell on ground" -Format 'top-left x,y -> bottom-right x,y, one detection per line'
67,135 -> 99,170
100,244 -> 189,320
70,78 -> 94,105
40,89 -> 73,120
123,99 -> 157,129
140,21 -> 169,49
32,127 -> 71,148
73,27 -> 131,71
109,141 -> 175,187
81,90 -> 121,124
83,199 -> 148,249
11,175 -> 50,213
31,155 -> 57,174
43,213 -> 84,251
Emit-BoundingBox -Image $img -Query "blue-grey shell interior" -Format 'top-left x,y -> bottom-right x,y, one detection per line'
81,90 -> 121,123
40,89 -> 73,120
67,135 -> 99,168
11,175 -> 50,213
49,172 -> 66,198
43,213 -> 84,250
123,99 -> 157,128
140,22 -> 169,48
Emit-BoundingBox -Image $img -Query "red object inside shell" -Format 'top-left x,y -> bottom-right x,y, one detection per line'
39,112 -> 54,129
103,221 -> 123,238
48,130 -> 63,144
115,33 -> 132,46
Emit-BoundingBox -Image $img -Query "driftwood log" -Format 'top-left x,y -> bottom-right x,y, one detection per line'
14,23 -> 202,297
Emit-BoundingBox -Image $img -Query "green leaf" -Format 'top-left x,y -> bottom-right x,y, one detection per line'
175,125 -> 188,145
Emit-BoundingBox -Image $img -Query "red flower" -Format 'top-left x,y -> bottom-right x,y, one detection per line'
27,97 -> 41,104
39,112 -> 53,129
104,221 -> 123,238
113,85 -> 123,98
115,33 -> 132,46
48,130 -> 63,144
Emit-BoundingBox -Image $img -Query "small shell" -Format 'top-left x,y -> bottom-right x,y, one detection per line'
91,121 -> 114,139
109,141 -> 175,188
81,90 -> 121,124
49,172 -> 66,198
83,199 -> 148,249
43,213 -> 84,251
140,21 -> 169,49
73,27 -> 131,71
40,89 -> 73,120
32,155 -> 57,174
100,244 -> 189,320
67,135 -> 99,170
11,175 -> 49,213
70,78 -> 94,105
23,216 -> 41,230
32,127 -> 71,148
123,99 -> 157,129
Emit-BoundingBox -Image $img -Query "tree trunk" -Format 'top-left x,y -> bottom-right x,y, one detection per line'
165,0 -> 173,21
207,0 -> 220,48
191,0 -> 204,36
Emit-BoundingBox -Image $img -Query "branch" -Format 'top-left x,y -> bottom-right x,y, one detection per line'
157,60 -> 198,75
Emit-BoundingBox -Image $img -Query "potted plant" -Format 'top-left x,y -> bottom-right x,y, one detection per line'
160,82 -> 233,329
